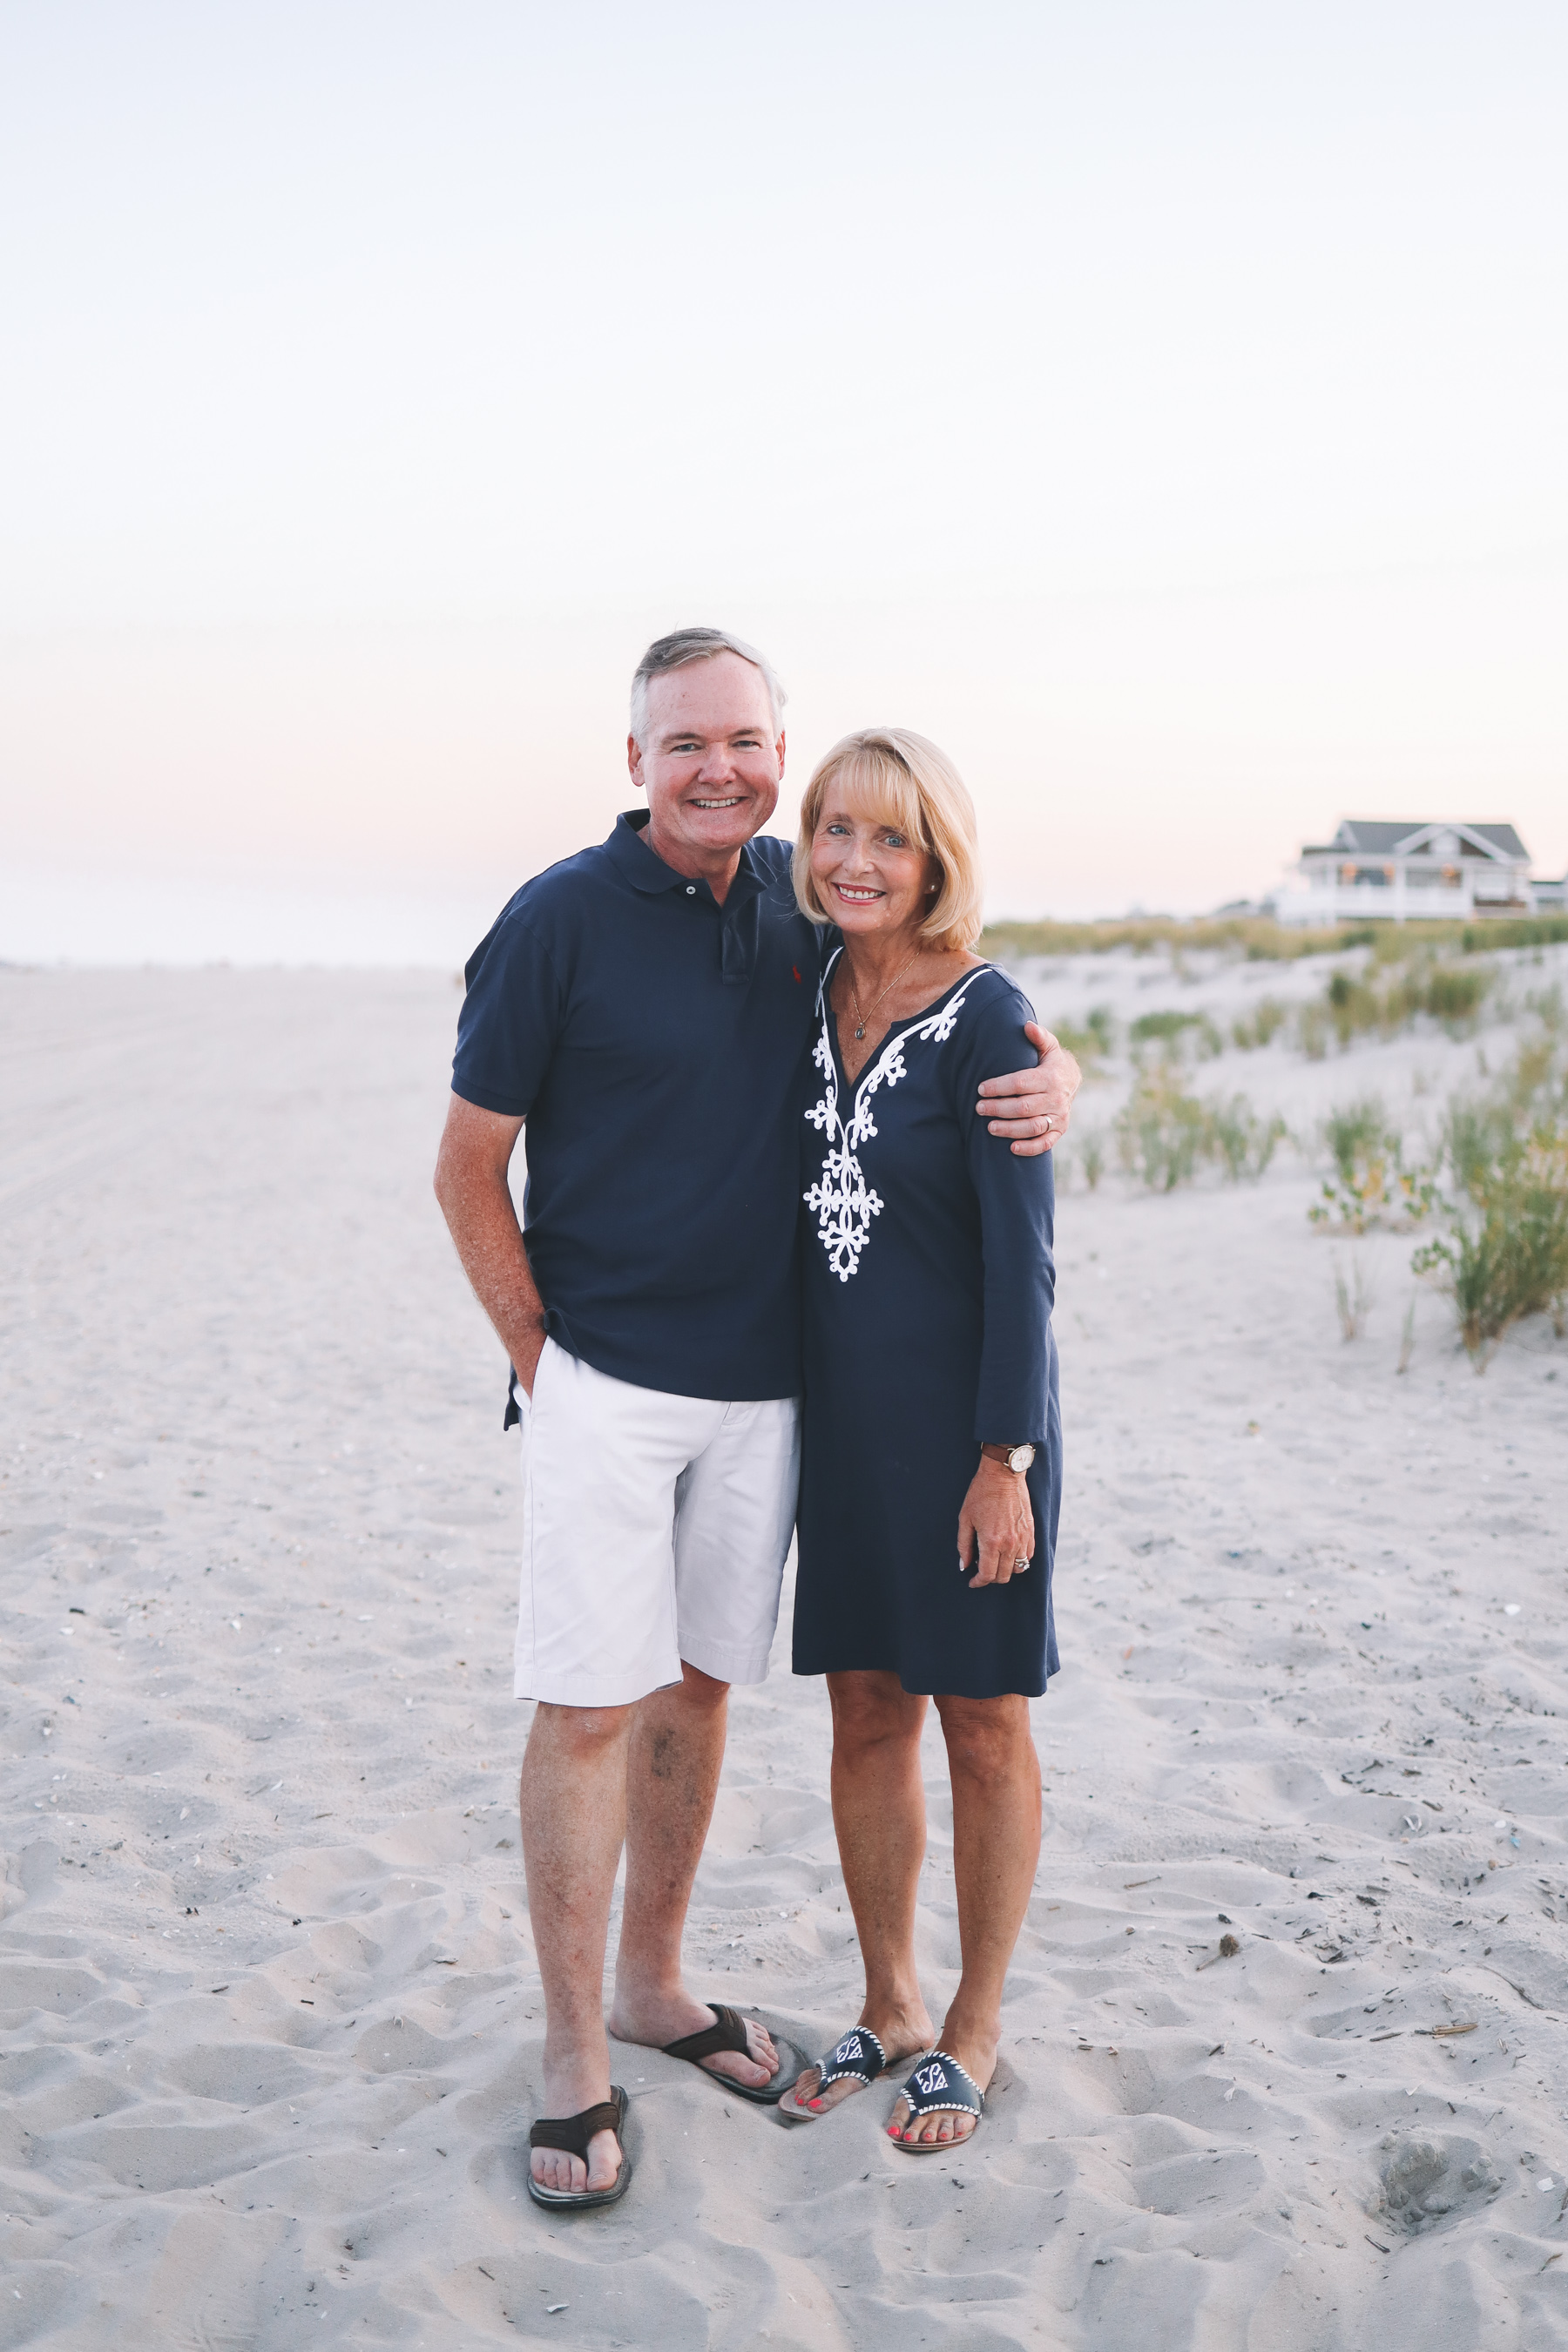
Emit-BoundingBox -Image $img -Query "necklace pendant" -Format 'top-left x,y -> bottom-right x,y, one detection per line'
854,1023 -> 866,1039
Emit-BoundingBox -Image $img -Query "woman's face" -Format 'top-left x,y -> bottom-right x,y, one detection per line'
810,791 -> 940,941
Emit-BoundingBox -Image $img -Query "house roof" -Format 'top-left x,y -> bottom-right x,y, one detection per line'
1315,820 -> 1531,863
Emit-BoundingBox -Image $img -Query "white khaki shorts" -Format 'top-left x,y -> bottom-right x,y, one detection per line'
513,1338 -> 801,1708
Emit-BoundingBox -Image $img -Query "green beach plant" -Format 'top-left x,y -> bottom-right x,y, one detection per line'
1297,1000 -> 1333,1061
1411,1032 -> 1568,1364
1117,1068 -> 1208,1190
1309,1098 -> 1435,1233
982,915 -> 1357,962
1524,980 -> 1565,1032
1299,954 -> 1497,1056
1332,1254 -> 1374,1341
1231,997 -> 1289,1051
1050,1005 -> 1119,1070
1128,1008 -> 1224,1060
1206,1094 -> 1288,1181
1115,1069 -> 1285,1192
983,912 -> 1568,965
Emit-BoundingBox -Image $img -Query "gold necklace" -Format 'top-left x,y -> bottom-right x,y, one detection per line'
848,948 -> 920,1041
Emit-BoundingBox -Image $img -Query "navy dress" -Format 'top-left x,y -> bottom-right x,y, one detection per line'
793,955 -> 1062,1700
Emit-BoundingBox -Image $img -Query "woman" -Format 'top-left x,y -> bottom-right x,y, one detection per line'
782,728 -> 1060,2151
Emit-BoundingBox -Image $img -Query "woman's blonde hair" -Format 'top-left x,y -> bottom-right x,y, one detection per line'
793,727 -> 984,953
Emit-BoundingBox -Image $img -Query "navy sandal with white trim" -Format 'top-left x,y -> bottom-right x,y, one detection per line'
889,2050 -> 986,2151
779,2024 -> 889,2124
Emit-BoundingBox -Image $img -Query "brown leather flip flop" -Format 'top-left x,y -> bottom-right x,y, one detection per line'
659,2004 -> 809,2106
527,2085 -> 633,2210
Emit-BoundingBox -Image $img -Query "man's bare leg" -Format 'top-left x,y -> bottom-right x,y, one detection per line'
607,1662 -> 778,2089
519,1700 -> 634,2194
783,1670 -> 935,2116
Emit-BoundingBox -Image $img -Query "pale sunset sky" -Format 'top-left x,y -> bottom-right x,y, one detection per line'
3,2 -> 1565,961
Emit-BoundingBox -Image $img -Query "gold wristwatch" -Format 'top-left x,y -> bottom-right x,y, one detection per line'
981,1443 -> 1036,1474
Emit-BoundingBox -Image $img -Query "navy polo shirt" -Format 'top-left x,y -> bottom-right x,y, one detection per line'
452,812 -> 823,1407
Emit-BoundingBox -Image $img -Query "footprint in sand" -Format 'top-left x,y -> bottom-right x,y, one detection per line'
1366,2135 -> 1504,2235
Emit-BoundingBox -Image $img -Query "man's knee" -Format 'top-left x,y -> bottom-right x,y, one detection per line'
529,1700 -> 635,1760
666,1661 -> 731,1712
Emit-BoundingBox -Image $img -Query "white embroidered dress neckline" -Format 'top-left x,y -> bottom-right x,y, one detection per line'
803,950 -> 990,1283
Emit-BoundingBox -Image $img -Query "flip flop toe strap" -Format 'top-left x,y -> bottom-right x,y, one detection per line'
900,2051 -> 983,2120
530,2095 -> 624,2159
661,2003 -> 753,2065
814,2026 -> 888,2093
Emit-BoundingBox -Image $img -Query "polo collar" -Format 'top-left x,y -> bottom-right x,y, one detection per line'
606,810 -> 763,902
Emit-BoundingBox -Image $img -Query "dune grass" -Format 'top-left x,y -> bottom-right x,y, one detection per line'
1128,1008 -> 1224,1058
1411,1031 -> 1568,1364
1295,954 -> 1497,1058
1309,1098 -> 1435,1233
1115,1067 -> 1286,1191
1231,997 -> 1290,1051
983,912 -> 1568,964
1049,1004 -> 1119,1069
983,915 -> 1357,961
1332,1254 -> 1375,1341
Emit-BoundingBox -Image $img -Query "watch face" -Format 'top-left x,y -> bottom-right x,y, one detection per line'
1008,1443 -> 1036,1475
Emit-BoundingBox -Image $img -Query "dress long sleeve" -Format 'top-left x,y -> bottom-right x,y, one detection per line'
949,979 -> 1058,1444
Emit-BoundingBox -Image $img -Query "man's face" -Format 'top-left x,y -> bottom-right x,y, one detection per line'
628,652 -> 784,872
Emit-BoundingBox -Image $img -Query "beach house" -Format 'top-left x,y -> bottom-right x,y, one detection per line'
1288,820 -> 1537,924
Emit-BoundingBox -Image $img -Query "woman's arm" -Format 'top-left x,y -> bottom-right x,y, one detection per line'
955,983 -> 1058,1584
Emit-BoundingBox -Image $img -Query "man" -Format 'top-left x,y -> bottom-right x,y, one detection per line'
433,628 -> 1078,2207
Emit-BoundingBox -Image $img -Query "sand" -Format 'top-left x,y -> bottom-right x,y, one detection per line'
3,955 -> 1566,2350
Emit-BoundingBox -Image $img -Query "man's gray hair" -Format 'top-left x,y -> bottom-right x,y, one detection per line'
629,626 -> 787,747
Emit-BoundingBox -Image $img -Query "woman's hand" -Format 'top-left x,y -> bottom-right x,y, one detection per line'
957,1456 -> 1035,1586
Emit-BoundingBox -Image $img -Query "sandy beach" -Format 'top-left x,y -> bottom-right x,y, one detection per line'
3,955 -> 1566,2350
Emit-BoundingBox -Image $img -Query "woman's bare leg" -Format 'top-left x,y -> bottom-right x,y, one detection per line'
784,1671 -> 936,2114
888,1691 -> 1041,2148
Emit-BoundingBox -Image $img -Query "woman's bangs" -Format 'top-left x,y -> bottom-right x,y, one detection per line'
827,748 -> 929,848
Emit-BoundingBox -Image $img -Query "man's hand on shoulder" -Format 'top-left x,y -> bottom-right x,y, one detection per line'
976,1022 -> 1081,1157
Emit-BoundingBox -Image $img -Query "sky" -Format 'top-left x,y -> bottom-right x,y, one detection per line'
3,0 -> 1565,962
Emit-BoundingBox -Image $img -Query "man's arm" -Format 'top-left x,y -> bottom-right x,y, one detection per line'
975,1023 -> 1082,1157
433,1093 -> 550,1396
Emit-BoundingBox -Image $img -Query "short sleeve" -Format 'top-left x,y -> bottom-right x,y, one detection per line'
450,908 -> 569,1118
945,975 -> 1057,1443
